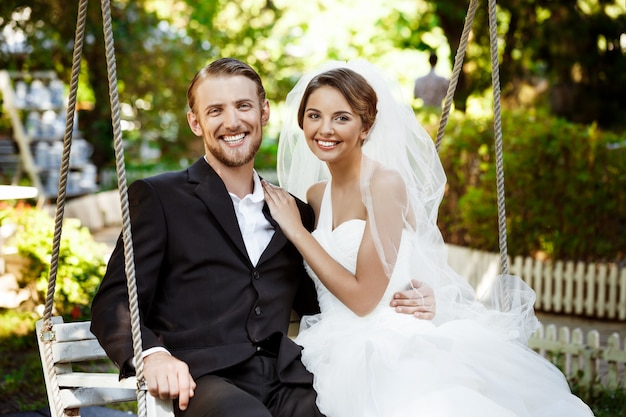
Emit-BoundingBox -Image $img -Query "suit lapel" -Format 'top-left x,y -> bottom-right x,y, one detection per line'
189,159 -> 250,263
258,202 -> 287,265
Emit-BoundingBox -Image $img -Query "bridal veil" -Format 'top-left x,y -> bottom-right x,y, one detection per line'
277,59 -> 539,343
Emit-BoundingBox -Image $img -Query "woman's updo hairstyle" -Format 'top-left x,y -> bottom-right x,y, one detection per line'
297,68 -> 378,135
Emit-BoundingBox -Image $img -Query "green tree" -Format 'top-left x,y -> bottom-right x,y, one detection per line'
0,0 -> 212,169
426,0 -> 626,128
2,0 -> 624,168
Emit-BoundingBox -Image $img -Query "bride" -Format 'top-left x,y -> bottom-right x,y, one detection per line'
262,60 -> 594,417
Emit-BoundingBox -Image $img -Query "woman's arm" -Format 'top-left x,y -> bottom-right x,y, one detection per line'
262,174 -> 406,316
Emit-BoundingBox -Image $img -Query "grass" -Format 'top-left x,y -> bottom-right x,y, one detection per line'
1,309 -> 624,416
572,383 -> 626,417
0,310 -> 48,414
0,309 -> 136,415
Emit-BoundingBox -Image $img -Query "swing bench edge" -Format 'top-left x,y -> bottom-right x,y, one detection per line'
35,317 -> 174,417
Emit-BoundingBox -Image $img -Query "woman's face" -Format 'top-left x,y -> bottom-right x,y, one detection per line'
302,86 -> 368,165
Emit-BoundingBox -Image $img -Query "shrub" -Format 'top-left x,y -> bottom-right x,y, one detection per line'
0,202 -> 107,318
421,109 -> 626,263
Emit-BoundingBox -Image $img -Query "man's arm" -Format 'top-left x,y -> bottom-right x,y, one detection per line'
91,179 -> 198,410
91,179 -> 169,373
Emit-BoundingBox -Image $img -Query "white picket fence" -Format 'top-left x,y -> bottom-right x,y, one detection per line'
446,244 -> 626,388
528,323 -> 626,389
446,244 -> 626,320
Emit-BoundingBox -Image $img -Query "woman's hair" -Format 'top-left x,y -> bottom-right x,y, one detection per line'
186,57 -> 266,114
297,68 -> 378,132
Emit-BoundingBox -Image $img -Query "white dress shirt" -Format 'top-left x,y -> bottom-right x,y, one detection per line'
229,171 -> 275,266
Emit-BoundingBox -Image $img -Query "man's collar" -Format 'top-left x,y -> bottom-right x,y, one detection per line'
228,169 -> 264,203
249,170 -> 265,202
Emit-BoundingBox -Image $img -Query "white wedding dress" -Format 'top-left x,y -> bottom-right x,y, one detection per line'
294,183 -> 594,417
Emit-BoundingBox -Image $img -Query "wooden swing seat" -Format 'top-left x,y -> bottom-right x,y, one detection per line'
36,316 -> 174,417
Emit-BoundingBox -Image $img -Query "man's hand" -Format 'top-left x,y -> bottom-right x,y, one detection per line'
390,279 -> 436,320
143,352 -> 196,410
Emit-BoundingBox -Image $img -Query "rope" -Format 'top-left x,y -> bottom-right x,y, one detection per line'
42,0 -> 88,325
487,0 -> 509,275
100,1 -> 147,416
40,2 -> 89,417
38,1 -> 147,416
433,0 -> 510,274
435,0 -> 479,152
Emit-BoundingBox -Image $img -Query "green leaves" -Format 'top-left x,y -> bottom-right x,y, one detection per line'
1,203 -> 107,317
428,109 -> 626,262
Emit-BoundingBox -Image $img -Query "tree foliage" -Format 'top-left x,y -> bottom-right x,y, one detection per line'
1,0 -> 212,168
1,0 -> 624,167
426,0 -> 626,128
428,109 -> 626,262
0,0 -> 624,263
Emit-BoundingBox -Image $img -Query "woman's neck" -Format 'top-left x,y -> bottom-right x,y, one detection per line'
327,154 -> 367,228
327,154 -> 362,187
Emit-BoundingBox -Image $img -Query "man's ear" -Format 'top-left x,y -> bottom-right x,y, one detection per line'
187,111 -> 202,136
261,99 -> 270,126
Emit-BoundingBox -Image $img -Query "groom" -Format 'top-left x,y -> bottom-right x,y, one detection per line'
90,57 -> 435,417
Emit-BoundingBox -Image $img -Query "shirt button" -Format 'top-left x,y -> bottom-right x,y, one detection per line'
254,306 -> 261,316
253,270 -> 260,280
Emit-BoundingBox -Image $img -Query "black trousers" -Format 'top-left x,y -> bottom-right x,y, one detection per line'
175,355 -> 325,417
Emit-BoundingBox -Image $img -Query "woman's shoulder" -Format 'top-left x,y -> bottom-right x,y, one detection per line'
369,165 -> 406,195
306,181 -> 328,216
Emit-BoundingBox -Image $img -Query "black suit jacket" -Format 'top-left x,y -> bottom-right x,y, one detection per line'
90,158 -> 319,384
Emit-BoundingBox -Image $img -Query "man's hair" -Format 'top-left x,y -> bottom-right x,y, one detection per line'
429,53 -> 438,67
187,58 -> 266,114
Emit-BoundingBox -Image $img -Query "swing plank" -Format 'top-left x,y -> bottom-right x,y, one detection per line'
36,317 -> 174,417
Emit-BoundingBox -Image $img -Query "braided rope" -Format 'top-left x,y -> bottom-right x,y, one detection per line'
40,1 -> 89,416
487,0 -> 509,274
435,0 -> 479,152
100,1 -> 147,416
433,0 -> 510,273
42,0 -> 88,325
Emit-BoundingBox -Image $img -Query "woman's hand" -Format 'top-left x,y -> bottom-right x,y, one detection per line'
262,180 -> 307,241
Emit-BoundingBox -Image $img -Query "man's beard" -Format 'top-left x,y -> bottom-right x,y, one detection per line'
206,136 -> 262,167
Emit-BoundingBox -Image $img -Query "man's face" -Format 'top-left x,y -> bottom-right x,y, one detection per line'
187,75 -> 269,168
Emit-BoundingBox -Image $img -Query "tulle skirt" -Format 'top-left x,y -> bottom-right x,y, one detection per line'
295,308 -> 594,417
